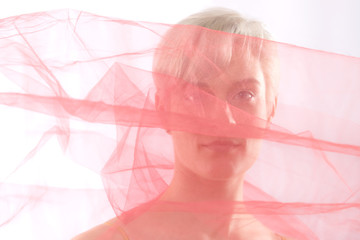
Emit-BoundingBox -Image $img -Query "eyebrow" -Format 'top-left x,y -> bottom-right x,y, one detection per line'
234,78 -> 261,86
196,78 -> 261,88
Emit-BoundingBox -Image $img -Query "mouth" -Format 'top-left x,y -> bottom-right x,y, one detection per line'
200,139 -> 242,152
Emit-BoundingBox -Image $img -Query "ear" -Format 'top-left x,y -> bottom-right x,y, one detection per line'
268,96 -> 278,121
155,92 -> 161,110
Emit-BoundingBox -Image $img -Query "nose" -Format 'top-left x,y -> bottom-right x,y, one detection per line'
207,97 -> 236,125
225,103 -> 236,124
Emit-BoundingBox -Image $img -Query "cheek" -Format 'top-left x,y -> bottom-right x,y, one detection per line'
245,139 -> 263,161
172,132 -> 198,162
252,94 -> 269,117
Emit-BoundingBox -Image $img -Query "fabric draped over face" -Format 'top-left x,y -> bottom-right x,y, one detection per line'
153,24 -> 279,107
0,9 -> 359,240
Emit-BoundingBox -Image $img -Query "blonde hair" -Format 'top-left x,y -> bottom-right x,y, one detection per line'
153,8 -> 278,104
178,8 -> 271,39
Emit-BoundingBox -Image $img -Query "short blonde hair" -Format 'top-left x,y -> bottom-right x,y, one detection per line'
153,8 -> 278,105
178,8 -> 271,39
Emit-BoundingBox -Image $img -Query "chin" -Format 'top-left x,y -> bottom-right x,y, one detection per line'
198,160 -> 253,181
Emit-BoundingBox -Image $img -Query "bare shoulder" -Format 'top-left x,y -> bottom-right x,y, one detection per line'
72,218 -> 127,240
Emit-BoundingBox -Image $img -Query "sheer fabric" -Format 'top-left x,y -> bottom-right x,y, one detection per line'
0,9 -> 359,240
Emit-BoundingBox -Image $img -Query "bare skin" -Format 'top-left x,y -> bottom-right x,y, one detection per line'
73,209 -> 287,240
73,57 -> 290,240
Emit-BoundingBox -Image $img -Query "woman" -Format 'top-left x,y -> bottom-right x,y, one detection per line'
1,7 -> 358,240
74,8 -> 288,240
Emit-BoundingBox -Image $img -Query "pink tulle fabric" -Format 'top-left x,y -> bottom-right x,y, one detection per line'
0,9 -> 359,240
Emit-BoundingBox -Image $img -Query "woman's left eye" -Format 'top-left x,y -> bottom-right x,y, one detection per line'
232,91 -> 255,102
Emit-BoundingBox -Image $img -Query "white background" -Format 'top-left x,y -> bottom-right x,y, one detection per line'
0,1 -> 359,239
1,0 -> 360,57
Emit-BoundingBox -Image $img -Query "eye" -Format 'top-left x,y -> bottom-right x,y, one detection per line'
183,90 -> 200,103
232,90 -> 255,102
183,92 -> 194,102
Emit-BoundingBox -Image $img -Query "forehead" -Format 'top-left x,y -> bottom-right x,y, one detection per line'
189,52 -> 265,88
153,28 -> 272,91
182,34 -> 265,81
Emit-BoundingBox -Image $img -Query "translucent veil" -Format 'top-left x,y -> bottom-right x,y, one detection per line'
0,9 -> 359,240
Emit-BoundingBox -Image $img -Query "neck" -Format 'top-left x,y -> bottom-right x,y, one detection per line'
155,167 -> 257,239
159,165 -> 244,202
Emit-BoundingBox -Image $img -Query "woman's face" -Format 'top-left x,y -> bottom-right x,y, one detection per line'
169,55 -> 270,181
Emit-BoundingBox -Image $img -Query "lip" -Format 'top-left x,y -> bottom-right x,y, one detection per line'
200,140 -> 242,152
